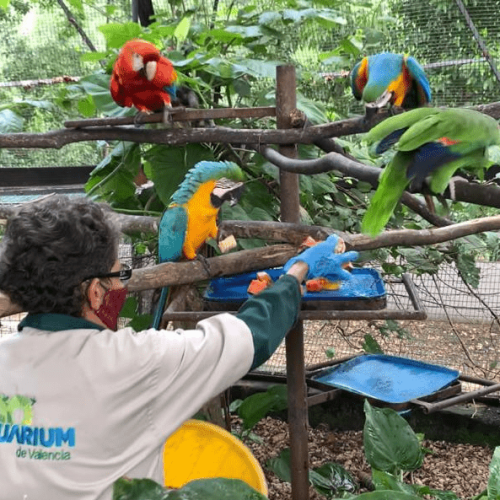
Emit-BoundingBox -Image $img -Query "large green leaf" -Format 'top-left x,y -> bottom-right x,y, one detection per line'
371,469 -> 415,494
488,447 -> 500,499
363,400 -> 423,475
354,491 -> 421,500
0,109 -> 24,133
166,478 -> 267,499
113,477 -> 168,500
237,385 -> 288,430
113,476 -> 267,500
79,73 -> 132,116
143,144 -> 215,206
86,142 -> 140,204
266,448 -> 292,483
99,22 -> 142,49
0,0 -> 10,10
310,462 -> 358,498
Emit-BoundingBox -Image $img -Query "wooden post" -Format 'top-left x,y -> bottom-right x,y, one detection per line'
276,65 -> 310,500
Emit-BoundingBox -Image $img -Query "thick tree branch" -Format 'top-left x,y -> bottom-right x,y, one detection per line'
3,214 -> 500,318
311,134 -> 452,228
255,145 -> 500,210
0,116 -> 375,149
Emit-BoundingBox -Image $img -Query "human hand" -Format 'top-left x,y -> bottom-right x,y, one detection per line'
283,235 -> 359,281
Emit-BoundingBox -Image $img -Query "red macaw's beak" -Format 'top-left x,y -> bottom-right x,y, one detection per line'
211,179 -> 245,208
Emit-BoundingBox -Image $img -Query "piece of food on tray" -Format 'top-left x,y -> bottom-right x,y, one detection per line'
247,271 -> 274,295
305,277 -> 341,293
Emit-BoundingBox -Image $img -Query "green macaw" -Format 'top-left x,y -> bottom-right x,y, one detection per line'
361,107 -> 500,237
152,161 -> 244,329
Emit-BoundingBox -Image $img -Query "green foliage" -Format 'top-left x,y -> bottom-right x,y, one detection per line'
119,296 -> 152,332
112,476 -> 267,500
236,385 -> 288,431
361,334 -> 383,354
266,448 -> 359,498
363,400 -> 424,476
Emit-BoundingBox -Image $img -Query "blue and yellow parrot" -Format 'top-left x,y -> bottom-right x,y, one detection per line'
361,107 -> 500,237
350,52 -> 431,109
152,161 -> 244,328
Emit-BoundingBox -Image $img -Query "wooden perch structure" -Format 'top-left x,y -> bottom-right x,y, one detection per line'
2,213 -> 500,318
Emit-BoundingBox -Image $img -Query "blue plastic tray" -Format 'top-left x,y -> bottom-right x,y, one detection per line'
311,354 -> 460,404
204,267 -> 386,310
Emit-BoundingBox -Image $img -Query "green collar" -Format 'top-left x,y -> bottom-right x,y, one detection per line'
18,313 -> 104,332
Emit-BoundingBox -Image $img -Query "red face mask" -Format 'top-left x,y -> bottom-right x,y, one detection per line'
94,286 -> 128,330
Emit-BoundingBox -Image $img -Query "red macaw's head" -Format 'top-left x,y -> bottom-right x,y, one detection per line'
110,39 -> 178,113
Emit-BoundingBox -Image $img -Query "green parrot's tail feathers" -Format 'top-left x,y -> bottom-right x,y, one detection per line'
361,152 -> 412,237
365,107 -> 441,148
172,161 -> 243,205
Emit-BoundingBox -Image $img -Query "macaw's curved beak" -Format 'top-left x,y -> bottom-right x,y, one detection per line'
211,180 -> 245,208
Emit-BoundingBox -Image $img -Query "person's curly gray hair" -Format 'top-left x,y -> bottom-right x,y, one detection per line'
0,195 -> 119,316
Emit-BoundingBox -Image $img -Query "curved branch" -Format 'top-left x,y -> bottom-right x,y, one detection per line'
255,145 -> 500,210
311,135 -> 452,228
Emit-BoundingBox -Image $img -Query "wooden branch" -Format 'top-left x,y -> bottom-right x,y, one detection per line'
255,145 -> 500,209
311,133 -> 452,228
219,220 -> 353,246
3,214 -> 500,318
349,214 -> 500,251
64,107 -> 277,128
55,0 -> 99,54
0,76 -> 81,89
0,203 -> 160,237
0,117 -> 376,149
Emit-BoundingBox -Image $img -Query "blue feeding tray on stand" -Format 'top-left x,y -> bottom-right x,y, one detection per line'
311,354 -> 460,404
204,267 -> 387,310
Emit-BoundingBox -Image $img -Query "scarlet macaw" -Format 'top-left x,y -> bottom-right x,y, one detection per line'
351,52 -> 431,109
361,107 -> 500,236
152,161 -> 244,328
110,38 -> 178,113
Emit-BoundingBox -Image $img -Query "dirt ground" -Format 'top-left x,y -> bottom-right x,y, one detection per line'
241,415 -> 494,500
248,319 -> 500,499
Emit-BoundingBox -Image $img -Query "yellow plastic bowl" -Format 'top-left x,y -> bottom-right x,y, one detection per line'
162,419 -> 268,496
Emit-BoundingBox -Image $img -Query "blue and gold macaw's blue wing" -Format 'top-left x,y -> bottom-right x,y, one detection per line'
158,205 -> 188,263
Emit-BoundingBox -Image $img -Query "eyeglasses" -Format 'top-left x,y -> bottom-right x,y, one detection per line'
84,263 -> 133,283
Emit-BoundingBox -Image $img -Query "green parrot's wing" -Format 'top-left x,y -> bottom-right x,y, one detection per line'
158,205 -> 188,263
398,108 -> 500,153
429,150 -> 490,194
361,152 -> 412,237
365,108 -> 441,154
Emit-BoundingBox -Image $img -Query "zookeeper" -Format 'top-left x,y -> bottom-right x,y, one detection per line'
0,194 -> 358,500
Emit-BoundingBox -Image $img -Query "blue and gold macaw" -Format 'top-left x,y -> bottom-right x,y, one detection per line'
361,107 -> 500,236
350,52 -> 431,109
152,161 -> 244,328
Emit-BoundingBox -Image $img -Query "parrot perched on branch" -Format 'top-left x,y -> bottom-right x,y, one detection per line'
350,52 -> 431,110
110,38 -> 178,113
361,107 -> 500,237
152,161 -> 245,329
